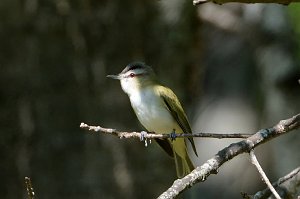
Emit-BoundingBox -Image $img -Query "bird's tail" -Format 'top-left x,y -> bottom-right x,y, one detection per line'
173,148 -> 195,178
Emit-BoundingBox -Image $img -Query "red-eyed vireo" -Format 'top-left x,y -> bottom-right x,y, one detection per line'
107,62 -> 198,178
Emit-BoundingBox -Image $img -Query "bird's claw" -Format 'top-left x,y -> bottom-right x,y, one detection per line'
140,131 -> 151,147
140,131 -> 147,141
170,129 -> 177,141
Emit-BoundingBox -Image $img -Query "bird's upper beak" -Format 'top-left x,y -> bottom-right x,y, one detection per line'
106,74 -> 121,80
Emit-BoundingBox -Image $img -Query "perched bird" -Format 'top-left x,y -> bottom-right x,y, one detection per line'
107,62 -> 198,178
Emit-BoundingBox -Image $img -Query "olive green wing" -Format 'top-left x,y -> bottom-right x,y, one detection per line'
157,86 -> 198,157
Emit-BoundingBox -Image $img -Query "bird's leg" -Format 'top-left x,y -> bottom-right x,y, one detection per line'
170,129 -> 177,141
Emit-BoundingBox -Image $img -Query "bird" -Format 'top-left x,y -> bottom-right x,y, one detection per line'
107,62 -> 198,178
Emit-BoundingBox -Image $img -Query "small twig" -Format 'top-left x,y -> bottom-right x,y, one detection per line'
25,177 -> 35,199
243,166 -> 300,198
249,150 -> 281,199
273,166 -> 300,187
80,123 -> 252,139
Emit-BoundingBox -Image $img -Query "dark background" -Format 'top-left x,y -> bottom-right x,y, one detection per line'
1,1 -> 300,198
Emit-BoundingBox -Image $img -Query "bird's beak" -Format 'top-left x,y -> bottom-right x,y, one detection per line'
106,74 -> 121,80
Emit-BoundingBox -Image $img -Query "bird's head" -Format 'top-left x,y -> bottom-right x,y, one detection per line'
107,62 -> 156,95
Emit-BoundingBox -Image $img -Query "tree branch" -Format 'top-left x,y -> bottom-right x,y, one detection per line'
157,113 -> 300,199
80,123 -> 252,139
24,177 -> 35,199
249,150 -> 281,199
242,166 -> 300,199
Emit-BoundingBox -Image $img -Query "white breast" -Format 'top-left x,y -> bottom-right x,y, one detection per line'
129,87 -> 180,134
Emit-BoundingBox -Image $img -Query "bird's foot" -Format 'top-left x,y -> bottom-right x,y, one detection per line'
140,131 -> 147,141
140,131 -> 151,147
170,129 -> 177,141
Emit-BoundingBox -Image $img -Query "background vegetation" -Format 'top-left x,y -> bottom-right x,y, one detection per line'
1,1 -> 299,198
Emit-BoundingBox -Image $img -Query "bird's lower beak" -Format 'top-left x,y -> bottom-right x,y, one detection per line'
106,74 -> 121,80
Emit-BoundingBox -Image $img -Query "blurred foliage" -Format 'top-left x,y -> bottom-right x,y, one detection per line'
0,1 -> 299,199
288,4 -> 300,58
0,0 -> 201,198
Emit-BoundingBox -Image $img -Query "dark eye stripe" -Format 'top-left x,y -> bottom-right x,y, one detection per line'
125,72 -> 145,78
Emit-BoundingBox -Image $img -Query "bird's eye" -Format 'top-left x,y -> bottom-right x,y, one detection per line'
129,73 -> 135,78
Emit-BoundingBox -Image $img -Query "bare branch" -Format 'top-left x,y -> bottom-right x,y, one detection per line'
157,113 -> 300,199
80,123 -> 252,139
24,177 -> 35,199
249,150 -> 281,199
242,166 -> 300,199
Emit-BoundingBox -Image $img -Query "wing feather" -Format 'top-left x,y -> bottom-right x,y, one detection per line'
157,86 -> 198,157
